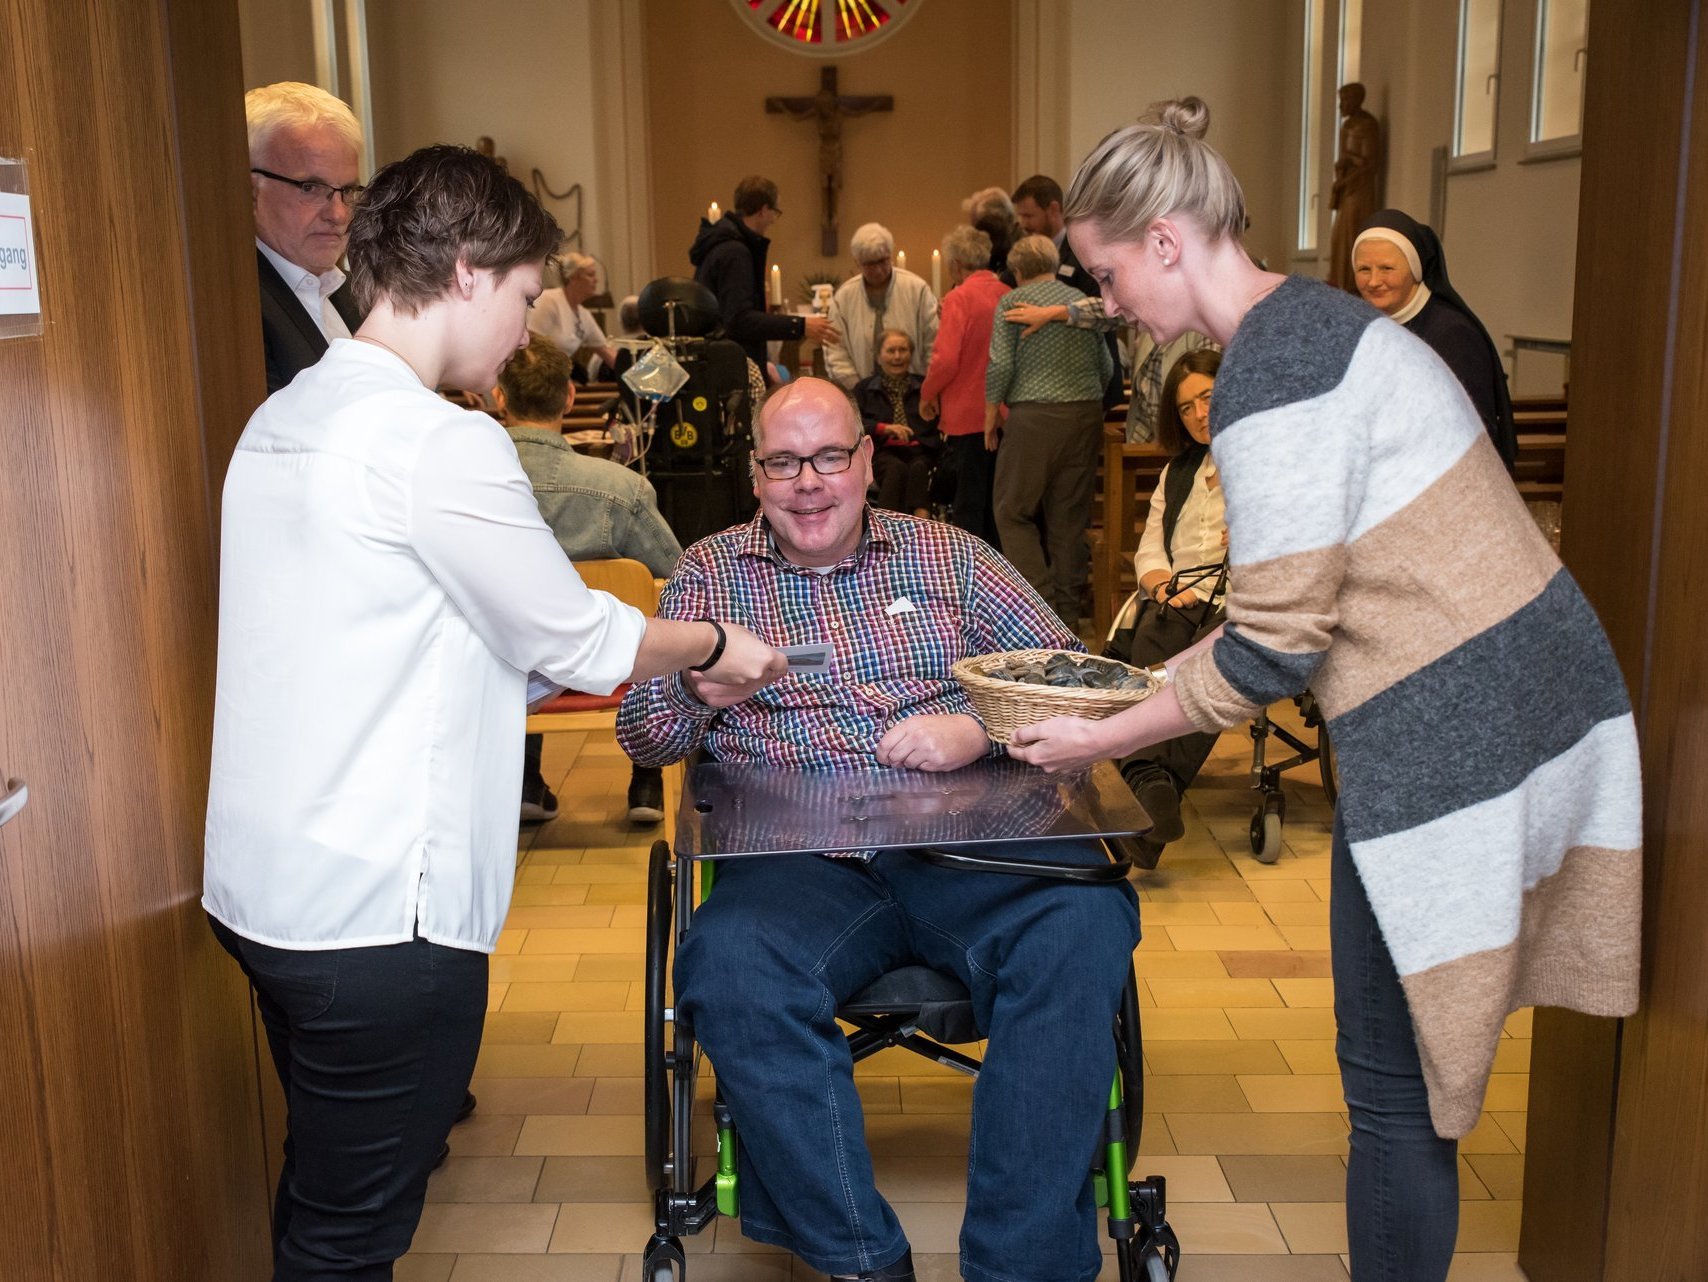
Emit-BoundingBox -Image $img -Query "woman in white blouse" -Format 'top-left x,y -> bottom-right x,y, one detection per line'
203,144 -> 784,1282
527,249 -> 620,375
1117,347 -> 1226,858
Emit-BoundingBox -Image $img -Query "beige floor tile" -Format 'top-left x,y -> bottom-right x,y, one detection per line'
1166,924 -> 1292,951
1273,978 -> 1336,1008
1276,1040 -> 1341,1075
450,1114 -> 526,1158
510,885 -> 595,906
573,954 -> 647,981
1165,1113 -> 1348,1156
1210,902 -> 1273,926
583,882 -> 650,905
485,1012 -> 562,1045
426,1155 -> 545,1204
549,1202 -> 657,1253
1277,925 -> 1334,950
1218,950 -> 1333,979
451,1256 -> 624,1281
1261,901 -> 1331,926
395,1255 -> 455,1282
1458,1155 -> 1493,1200
1444,1252 -> 1527,1281
575,1044 -> 643,1077
1270,1201 -> 1347,1254
1130,950 -> 1232,978
412,1202 -> 559,1254
469,1076 -> 596,1115
1144,1039 -> 1290,1076
476,1044 -> 584,1078
1237,1074 -> 1347,1112
857,1046 -> 981,1076
647,1257 -> 791,1281
1248,880 -> 1323,904
490,956 -> 584,984
1148,978 -> 1283,1008
1225,1008 -> 1339,1040
1489,1112 -> 1527,1152
504,981 -> 631,1013
1481,1074 -> 1531,1112
503,906 -> 620,930
1218,1155 -> 1347,1203
1458,1114 -> 1518,1154
1146,884 -> 1259,903
587,1077 -> 643,1115
1137,1114 -> 1177,1155
1164,1201 -> 1289,1253
1464,1153 -> 1525,1201
516,1115 -> 648,1157
1132,1155 -> 1234,1202
1490,1039 -> 1531,1073
897,1076 -> 976,1112
1502,1008 -> 1534,1038
870,1153 -> 968,1201
552,1012 -> 645,1044
1140,1074 -> 1251,1112
534,1155 -> 652,1204
497,929 -> 529,952
1455,1201 -> 1522,1252
490,983 -> 510,1011
525,925 -> 645,951
515,866 -> 556,886
1163,1257 -> 1349,1281
1139,1008 -> 1240,1040
864,1113 -> 971,1155
1138,901 -> 1222,925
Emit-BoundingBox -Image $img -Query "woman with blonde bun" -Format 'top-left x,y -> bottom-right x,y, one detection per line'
1008,96 -> 1642,1282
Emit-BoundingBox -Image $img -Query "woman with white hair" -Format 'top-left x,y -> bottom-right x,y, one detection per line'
824,221 -> 939,390
528,249 -> 619,376
1007,97 -> 1641,1282
964,186 -> 1020,284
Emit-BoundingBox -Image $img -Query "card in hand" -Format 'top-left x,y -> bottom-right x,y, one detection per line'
779,642 -> 835,673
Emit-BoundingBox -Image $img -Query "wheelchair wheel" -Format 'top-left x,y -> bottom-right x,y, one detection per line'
1144,1250 -> 1170,1282
1249,796 -> 1283,864
643,840 -> 674,1191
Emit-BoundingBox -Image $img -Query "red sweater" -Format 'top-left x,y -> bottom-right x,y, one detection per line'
920,270 -> 1010,437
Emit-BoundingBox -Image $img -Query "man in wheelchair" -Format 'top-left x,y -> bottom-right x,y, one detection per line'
616,379 -> 1143,1282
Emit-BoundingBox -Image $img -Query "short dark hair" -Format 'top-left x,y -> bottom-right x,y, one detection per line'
348,144 -> 562,315
497,334 -> 574,422
1156,347 -> 1222,453
1011,174 -> 1063,210
732,175 -> 779,217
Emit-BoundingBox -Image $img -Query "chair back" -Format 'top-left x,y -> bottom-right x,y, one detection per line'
574,558 -> 660,616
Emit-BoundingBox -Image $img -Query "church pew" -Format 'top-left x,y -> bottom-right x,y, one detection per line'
1090,427 -> 1172,640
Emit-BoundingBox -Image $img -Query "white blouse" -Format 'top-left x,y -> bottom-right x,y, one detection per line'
1133,454 -> 1228,592
527,290 -> 608,360
204,340 -> 645,953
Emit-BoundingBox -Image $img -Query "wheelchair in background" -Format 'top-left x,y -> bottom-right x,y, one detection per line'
641,832 -> 1182,1282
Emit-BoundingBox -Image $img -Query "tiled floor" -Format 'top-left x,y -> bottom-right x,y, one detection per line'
400,708 -> 1531,1281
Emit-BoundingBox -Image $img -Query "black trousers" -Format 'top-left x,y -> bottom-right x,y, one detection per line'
1120,596 -> 1225,790
871,445 -> 935,514
209,915 -> 488,1281
944,433 -> 998,547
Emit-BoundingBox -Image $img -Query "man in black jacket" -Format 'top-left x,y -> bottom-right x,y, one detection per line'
246,82 -> 366,396
690,175 -> 837,378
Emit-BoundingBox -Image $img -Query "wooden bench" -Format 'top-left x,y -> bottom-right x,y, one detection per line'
1089,426 -> 1172,640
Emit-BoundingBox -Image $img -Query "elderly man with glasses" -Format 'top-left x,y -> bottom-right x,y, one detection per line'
616,378 -> 1143,1282
246,81 -> 366,395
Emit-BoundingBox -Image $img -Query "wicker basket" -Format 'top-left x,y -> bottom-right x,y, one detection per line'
952,649 -> 1161,745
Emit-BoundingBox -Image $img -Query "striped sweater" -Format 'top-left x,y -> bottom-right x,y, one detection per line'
1174,276 -> 1641,1138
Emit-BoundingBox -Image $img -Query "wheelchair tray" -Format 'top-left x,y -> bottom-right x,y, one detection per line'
676,757 -> 1150,859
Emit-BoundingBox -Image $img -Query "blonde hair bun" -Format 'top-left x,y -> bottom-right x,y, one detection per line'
1145,96 -> 1211,140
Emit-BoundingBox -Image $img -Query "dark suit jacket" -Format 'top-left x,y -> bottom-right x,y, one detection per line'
257,248 -> 364,395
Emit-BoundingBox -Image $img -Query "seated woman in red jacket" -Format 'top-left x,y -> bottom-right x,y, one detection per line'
853,329 -> 941,516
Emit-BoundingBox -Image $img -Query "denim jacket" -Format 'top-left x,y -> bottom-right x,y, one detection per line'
505,425 -> 683,577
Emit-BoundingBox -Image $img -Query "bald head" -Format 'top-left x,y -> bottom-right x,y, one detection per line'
755,377 -> 859,453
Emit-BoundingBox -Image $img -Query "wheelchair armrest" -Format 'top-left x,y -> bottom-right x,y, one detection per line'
910,839 -> 1132,882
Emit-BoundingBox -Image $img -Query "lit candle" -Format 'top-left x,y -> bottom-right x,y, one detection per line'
707,200 -> 720,223
770,263 -> 782,307
896,249 -> 906,271
931,248 -> 941,295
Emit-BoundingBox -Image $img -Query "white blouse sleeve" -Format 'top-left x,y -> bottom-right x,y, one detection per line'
1132,460 -> 1174,584
406,414 -> 646,695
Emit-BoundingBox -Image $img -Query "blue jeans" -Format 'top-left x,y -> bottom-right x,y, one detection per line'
675,841 -> 1141,1282
1332,820 -> 1460,1280
209,915 -> 488,1281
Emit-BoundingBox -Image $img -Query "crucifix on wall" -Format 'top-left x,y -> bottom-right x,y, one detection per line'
765,66 -> 893,256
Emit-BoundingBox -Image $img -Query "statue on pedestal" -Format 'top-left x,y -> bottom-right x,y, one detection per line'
1328,83 -> 1383,294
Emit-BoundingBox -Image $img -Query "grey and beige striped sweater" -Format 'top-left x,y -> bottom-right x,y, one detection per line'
1174,276 -> 1641,1139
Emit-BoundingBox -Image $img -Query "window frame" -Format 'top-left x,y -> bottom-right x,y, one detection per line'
1451,0 -> 1505,173
1524,0 -> 1588,162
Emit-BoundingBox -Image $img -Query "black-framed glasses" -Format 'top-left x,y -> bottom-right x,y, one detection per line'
251,167 -> 366,207
754,443 -> 861,481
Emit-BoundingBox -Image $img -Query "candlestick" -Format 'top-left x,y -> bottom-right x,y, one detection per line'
770,263 -> 782,307
931,248 -> 941,295
707,200 -> 720,223
896,249 -> 906,271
